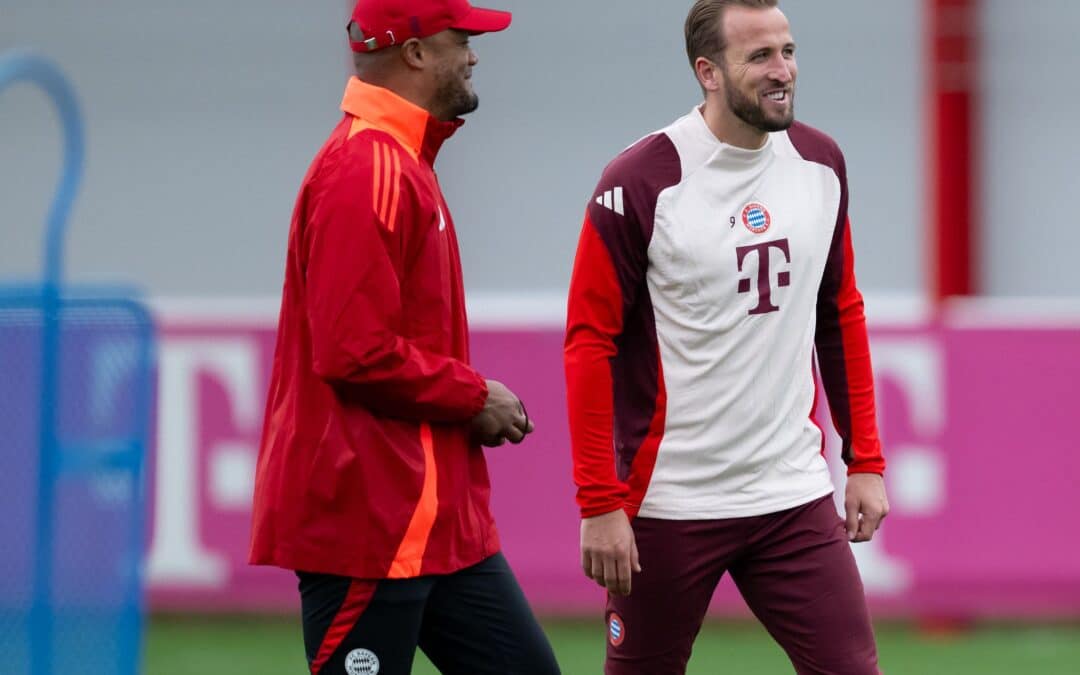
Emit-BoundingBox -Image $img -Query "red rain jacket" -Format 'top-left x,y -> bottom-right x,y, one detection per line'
250,78 -> 499,579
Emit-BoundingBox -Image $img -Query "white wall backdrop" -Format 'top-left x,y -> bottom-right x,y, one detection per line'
981,0 -> 1080,297
2,1 -> 1075,298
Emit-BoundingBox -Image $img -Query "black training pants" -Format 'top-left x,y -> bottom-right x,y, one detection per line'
298,552 -> 560,675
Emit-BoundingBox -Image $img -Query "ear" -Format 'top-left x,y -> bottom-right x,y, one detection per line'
694,56 -> 723,93
400,38 -> 427,71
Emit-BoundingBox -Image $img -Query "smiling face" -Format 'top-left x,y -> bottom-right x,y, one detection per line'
689,3 -> 797,147
718,5 -> 797,133
426,28 -> 480,119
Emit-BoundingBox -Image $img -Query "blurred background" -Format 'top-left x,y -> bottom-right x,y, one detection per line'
3,1 -> 1079,674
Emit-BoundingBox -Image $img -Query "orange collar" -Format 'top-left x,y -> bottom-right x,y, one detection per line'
340,77 -> 462,164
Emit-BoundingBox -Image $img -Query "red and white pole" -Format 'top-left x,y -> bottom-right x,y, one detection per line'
927,0 -> 979,302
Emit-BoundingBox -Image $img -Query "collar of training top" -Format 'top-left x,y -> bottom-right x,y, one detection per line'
340,77 -> 464,164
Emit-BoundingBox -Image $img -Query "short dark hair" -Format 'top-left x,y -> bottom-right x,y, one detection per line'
684,0 -> 780,66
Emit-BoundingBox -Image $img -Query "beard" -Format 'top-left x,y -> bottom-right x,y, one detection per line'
724,73 -> 794,133
434,66 -> 479,119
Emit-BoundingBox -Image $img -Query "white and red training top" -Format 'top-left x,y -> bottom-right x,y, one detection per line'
564,107 -> 885,521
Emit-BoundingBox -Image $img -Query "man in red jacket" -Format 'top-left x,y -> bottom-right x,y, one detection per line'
249,2 -> 559,673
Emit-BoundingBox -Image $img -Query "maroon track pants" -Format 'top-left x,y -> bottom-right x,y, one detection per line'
605,494 -> 879,675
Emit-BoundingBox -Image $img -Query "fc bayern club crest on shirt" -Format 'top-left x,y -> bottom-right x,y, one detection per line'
741,202 -> 772,234
608,612 -> 626,646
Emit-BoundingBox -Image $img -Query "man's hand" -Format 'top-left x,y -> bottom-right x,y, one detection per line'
470,379 -> 534,446
581,508 -> 641,596
844,473 -> 889,542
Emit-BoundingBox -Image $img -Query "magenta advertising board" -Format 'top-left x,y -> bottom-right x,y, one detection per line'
144,299 -> 1080,617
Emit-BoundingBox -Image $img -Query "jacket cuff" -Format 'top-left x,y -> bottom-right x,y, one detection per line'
846,457 -> 886,476
465,375 -> 489,418
579,498 -> 627,519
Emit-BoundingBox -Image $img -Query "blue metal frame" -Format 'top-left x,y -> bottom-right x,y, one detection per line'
96,296 -> 154,675
1,50 -> 84,675
0,51 -> 84,288
1,51 -> 147,675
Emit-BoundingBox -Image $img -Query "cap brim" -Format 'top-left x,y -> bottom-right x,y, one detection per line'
451,7 -> 512,35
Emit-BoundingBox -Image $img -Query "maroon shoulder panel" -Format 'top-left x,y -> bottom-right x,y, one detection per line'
786,122 -> 855,460
585,133 -> 682,479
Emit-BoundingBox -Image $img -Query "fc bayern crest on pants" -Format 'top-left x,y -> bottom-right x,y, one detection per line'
742,202 -> 772,234
608,612 -> 626,646
345,648 -> 380,675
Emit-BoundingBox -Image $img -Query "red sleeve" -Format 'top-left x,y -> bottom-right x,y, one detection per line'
302,138 -> 487,423
565,135 -> 679,518
565,213 -> 632,517
816,216 -> 885,475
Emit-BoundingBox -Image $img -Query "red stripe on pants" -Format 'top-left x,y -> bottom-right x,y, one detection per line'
310,580 -> 377,674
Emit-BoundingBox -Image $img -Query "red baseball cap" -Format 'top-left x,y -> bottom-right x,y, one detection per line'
348,0 -> 512,53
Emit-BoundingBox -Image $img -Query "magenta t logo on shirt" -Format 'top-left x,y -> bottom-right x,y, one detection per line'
736,238 -> 792,315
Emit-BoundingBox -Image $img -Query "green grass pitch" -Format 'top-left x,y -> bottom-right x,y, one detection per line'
145,615 -> 1080,674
